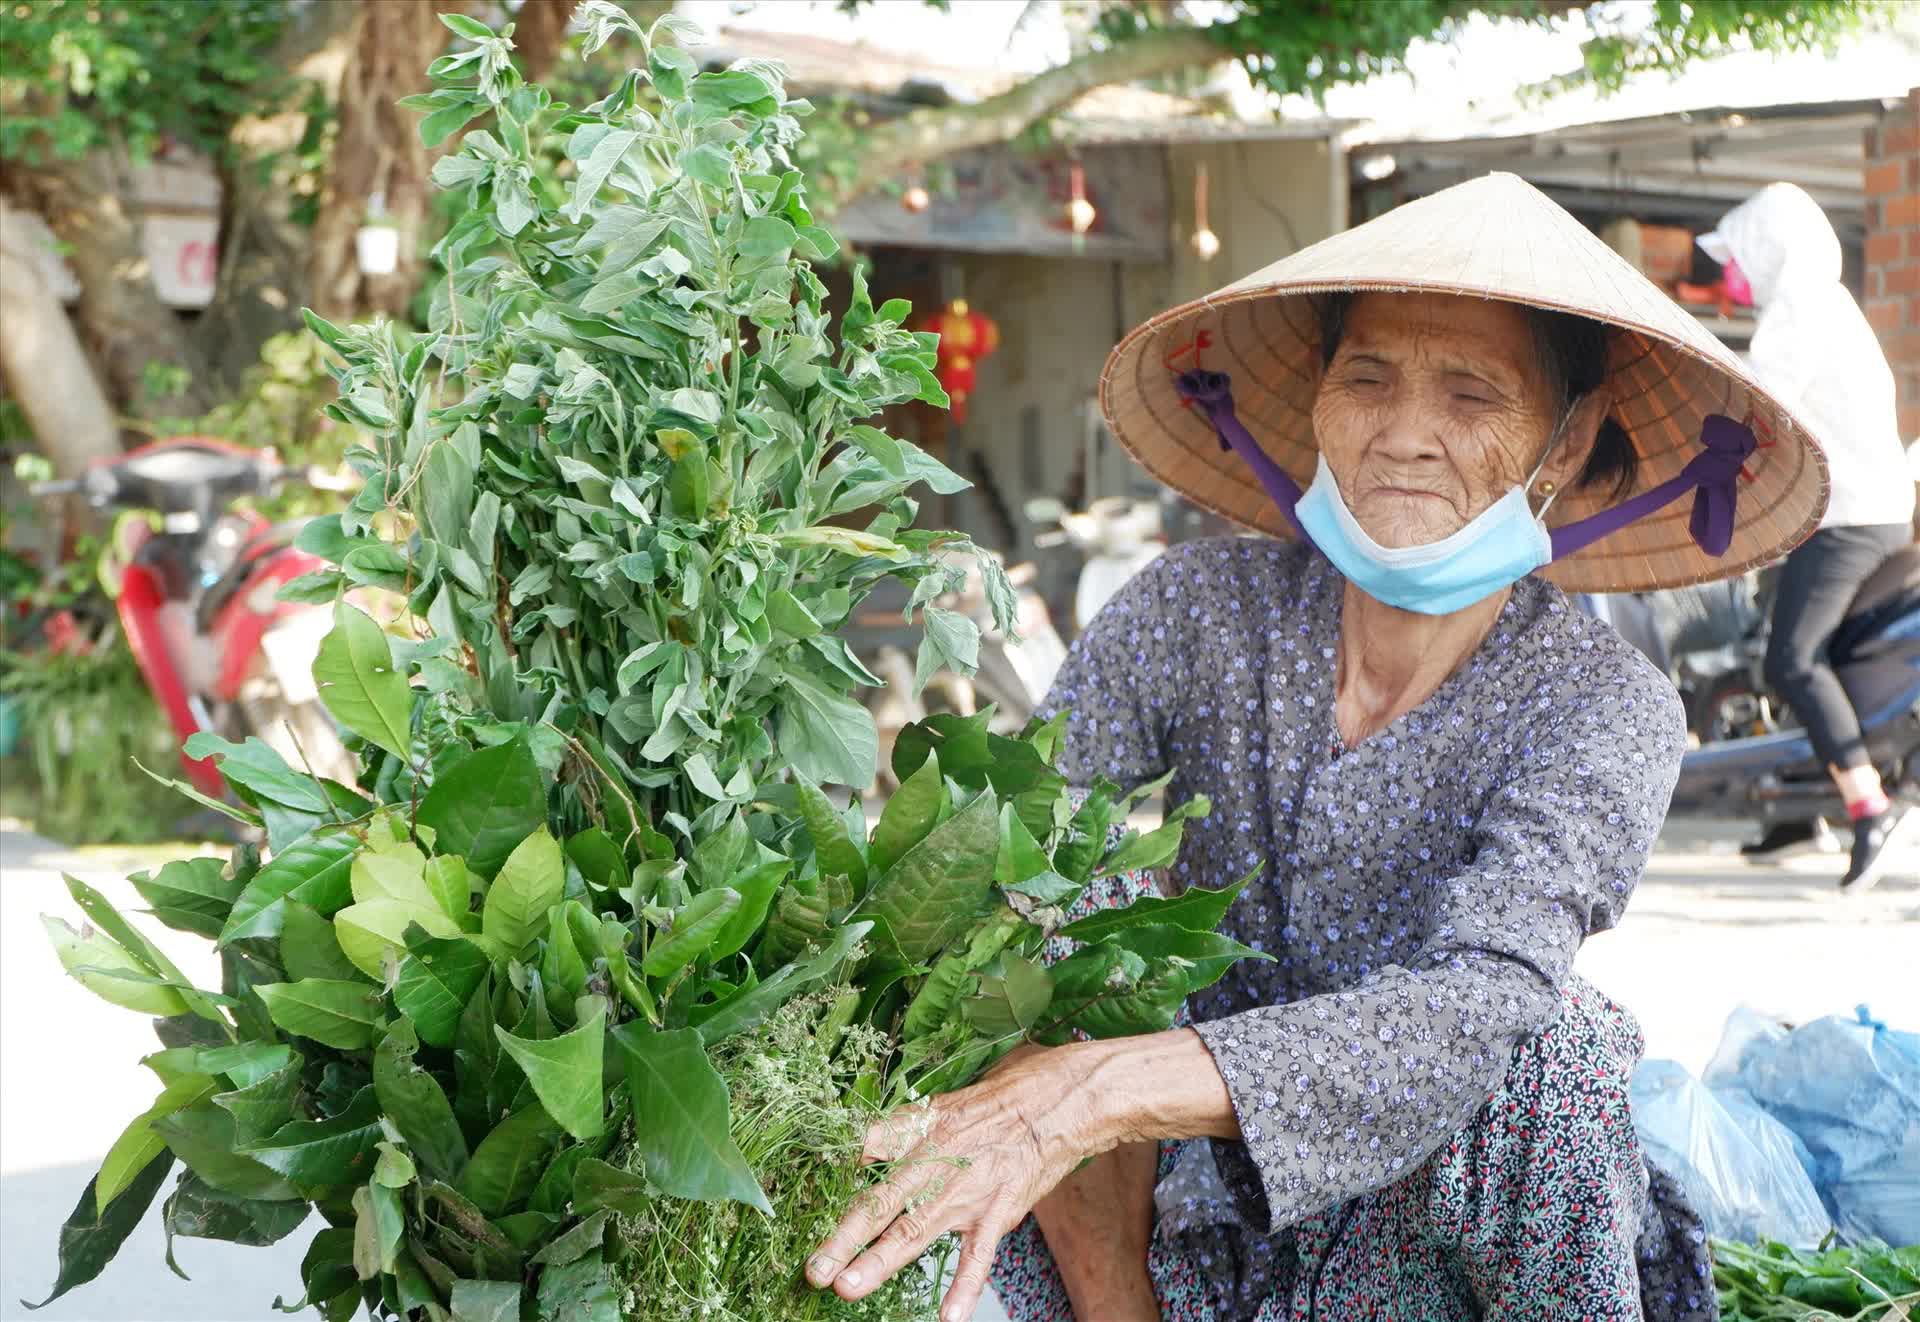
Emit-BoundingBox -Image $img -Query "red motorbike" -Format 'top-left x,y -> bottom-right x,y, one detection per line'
31,437 -> 350,799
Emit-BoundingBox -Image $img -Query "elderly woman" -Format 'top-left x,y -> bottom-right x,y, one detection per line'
808,173 -> 1825,1322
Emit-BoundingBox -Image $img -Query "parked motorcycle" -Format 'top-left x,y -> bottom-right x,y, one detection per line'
30,437 -> 352,799
1666,545 -> 1920,829
1026,496 -> 1166,632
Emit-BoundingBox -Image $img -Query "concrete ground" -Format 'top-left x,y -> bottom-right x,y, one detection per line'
2,820 -> 1914,1322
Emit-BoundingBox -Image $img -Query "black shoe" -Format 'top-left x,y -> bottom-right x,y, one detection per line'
1841,807 -> 1910,893
1742,820 -> 1815,858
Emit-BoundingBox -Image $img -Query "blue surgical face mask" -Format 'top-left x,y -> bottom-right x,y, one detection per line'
1296,427 -> 1567,616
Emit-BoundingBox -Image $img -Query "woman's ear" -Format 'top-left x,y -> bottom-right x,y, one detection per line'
1540,389 -> 1612,490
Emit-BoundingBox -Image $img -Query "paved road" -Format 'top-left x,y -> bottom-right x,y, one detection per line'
3,821 -> 1913,1321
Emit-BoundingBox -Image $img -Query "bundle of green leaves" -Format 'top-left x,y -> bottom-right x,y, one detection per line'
31,9 -> 1264,1321
1713,1238 -> 1920,1321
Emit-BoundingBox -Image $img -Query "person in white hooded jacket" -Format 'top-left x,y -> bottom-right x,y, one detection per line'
1700,183 -> 1915,889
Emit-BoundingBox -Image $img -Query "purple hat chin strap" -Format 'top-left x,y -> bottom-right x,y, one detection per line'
1172,368 -> 1759,563
1173,369 -> 1313,543
1547,413 -> 1757,559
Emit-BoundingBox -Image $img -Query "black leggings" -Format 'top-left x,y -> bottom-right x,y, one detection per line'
1764,523 -> 1912,771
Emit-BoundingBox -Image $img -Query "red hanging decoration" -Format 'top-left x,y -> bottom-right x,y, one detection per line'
915,298 -> 1000,423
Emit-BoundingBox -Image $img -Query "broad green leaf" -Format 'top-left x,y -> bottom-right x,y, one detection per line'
855,789 -> 999,964
312,603 -> 413,760
640,888 -> 739,977
62,875 -> 223,1023
417,736 -> 546,877
1093,795 -> 1212,878
221,830 -> 359,944
775,667 -> 877,789
151,1105 -> 300,1201
20,1153 -> 173,1310
529,1208 -> 609,1267
351,1182 -> 403,1279
373,1141 -> 415,1188
736,214 -> 796,259
181,734 -> 330,813
244,1087 -> 384,1187
494,997 -> 606,1141
256,979 -> 384,1051
765,588 -> 821,639
707,858 -> 786,961
1109,926 -> 1272,992
536,1250 -> 620,1322
458,1105 -> 561,1217
611,1025 -> 769,1213
374,1020 -> 470,1182
913,605 -> 980,696
961,953 -> 1053,1038
759,885 -> 829,968
529,1145 -> 590,1216
794,775 -> 867,896
1034,943 -> 1187,1042
439,12 -> 495,41
564,829 -> 626,893
394,930 -> 490,1047
349,826 -> 438,908
44,916 -> 188,1017
481,828 -> 564,956
334,899 -> 462,981
278,1226 -> 358,1321
693,68 -> 775,109
541,902 -> 588,1001
564,128 -> 638,222
449,1279 -> 521,1322
96,1075 -> 216,1213
1056,873 -> 1252,943
280,902 -> 367,984
690,921 -> 871,1045
159,1173 -> 308,1264
572,1158 -> 649,1216
868,749 -> 941,879
129,857 -> 245,940
213,1061 -> 302,1145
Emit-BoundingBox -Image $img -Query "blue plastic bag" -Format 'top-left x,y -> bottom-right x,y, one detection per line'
1630,1059 -> 1832,1246
1726,1006 -> 1920,1246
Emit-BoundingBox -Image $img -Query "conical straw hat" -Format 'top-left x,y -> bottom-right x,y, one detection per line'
1100,171 -> 1829,592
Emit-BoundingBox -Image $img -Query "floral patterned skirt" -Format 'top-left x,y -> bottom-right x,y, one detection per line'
990,873 -> 1717,1322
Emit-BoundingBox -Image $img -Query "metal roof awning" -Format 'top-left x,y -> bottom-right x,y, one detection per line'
1356,99 -> 1888,231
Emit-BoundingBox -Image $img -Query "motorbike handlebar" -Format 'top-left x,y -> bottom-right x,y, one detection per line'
27,478 -> 81,496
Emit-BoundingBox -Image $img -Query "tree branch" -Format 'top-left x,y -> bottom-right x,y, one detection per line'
822,23 -> 1232,211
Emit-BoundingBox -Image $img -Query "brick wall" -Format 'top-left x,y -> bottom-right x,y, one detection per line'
1865,86 -> 1920,442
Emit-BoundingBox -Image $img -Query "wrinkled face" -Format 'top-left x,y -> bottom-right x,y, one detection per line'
1311,293 -> 1569,549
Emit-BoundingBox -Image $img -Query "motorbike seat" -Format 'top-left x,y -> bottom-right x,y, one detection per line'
1846,543 -> 1920,618
194,522 -> 303,634
1831,542 -> 1920,663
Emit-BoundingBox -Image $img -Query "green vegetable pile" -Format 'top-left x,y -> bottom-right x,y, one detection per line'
1715,1238 -> 1920,1321
30,8 -> 1262,1320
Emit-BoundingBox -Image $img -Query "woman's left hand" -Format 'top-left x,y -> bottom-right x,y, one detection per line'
807,1042 -> 1108,1322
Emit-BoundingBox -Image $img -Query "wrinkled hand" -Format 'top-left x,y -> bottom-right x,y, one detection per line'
807,1043 -> 1103,1322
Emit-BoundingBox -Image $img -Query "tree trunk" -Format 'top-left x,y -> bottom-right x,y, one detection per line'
0,199 -> 122,477
513,0 -> 579,82
196,0 -> 360,388
10,149 -> 214,419
309,0 -> 444,323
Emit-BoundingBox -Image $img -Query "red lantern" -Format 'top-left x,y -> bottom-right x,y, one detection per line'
915,298 -> 1000,423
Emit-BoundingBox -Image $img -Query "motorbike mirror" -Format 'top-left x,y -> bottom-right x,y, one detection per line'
1023,497 -> 1065,524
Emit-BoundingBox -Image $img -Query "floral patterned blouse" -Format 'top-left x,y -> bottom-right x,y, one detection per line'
1039,536 -> 1687,1251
